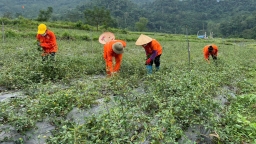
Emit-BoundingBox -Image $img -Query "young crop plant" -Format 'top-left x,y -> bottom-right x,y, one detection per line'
1,19 -> 256,143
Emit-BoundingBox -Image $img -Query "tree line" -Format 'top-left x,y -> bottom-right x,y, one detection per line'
1,0 -> 256,38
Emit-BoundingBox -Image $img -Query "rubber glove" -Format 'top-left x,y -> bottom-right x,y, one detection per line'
146,58 -> 151,65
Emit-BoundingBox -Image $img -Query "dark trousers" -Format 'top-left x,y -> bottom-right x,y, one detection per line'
42,52 -> 56,61
211,54 -> 217,60
149,54 -> 161,67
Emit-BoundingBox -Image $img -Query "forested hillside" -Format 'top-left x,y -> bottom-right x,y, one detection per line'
1,0 -> 256,38
0,0 -> 90,19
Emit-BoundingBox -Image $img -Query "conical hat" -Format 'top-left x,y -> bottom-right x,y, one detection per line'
135,34 -> 153,45
99,32 -> 115,44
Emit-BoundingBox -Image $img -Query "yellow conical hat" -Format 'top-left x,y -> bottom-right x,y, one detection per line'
135,34 -> 153,45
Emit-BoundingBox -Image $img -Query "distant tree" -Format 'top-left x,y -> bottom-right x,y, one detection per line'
84,7 -> 114,31
65,10 -> 83,22
2,12 -> 12,19
37,7 -> 53,22
15,12 -> 22,18
135,17 -> 148,32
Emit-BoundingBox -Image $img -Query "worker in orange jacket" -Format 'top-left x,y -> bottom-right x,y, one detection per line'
103,40 -> 126,77
135,34 -> 162,74
36,23 -> 58,61
203,44 -> 218,64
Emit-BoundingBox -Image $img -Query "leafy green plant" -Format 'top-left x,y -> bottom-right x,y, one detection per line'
217,94 -> 256,143
1,18 -> 256,143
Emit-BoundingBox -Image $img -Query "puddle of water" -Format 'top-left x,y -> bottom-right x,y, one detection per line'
67,96 -> 116,124
0,119 -> 55,144
0,92 -> 25,102
25,120 -> 55,144
178,125 -> 212,144
66,87 -> 146,125
214,95 -> 228,107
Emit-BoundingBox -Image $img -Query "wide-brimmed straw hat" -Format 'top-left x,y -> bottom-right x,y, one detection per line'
135,34 -> 153,45
99,32 -> 115,44
112,42 -> 124,54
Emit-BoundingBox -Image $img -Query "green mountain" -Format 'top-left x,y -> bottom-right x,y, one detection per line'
0,0 -> 90,18
0,0 -> 152,18
1,0 -> 256,38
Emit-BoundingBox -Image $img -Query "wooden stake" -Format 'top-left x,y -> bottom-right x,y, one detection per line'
2,21 -> 4,43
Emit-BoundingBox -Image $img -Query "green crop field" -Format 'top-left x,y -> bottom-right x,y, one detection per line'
0,19 -> 256,143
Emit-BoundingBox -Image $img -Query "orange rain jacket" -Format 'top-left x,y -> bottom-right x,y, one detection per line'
142,39 -> 162,59
103,40 -> 126,73
203,44 -> 218,60
36,30 -> 58,56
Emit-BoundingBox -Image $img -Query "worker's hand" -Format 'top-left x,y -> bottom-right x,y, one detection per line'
106,72 -> 117,78
37,46 -> 43,51
111,72 -> 118,76
37,41 -> 42,51
145,58 -> 151,65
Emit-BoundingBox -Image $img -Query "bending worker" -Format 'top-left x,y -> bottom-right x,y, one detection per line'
36,23 -> 58,61
103,40 -> 126,77
203,44 -> 218,64
135,34 -> 162,74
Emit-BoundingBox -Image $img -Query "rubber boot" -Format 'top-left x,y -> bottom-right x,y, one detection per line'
146,65 -> 153,74
156,66 -> 160,71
